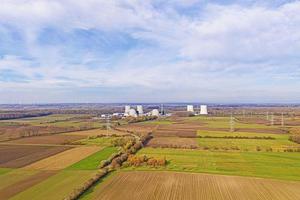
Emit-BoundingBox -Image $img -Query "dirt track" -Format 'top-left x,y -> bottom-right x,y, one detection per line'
92,171 -> 300,200
0,145 -> 71,168
0,171 -> 56,200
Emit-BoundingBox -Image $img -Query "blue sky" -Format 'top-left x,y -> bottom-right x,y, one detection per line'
0,0 -> 300,104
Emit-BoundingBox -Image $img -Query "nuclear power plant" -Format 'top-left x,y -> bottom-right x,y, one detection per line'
123,105 -> 163,117
187,104 -> 208,115
200,105 -> 208,115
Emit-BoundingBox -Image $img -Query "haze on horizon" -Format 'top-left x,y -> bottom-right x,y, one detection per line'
0,0 -> 300,104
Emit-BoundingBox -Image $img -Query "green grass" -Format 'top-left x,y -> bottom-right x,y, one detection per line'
10,170 -> 97,200
0,168 -> 11,175
0,169 -> 38,190
68,147 -> 118,170
196,130 -> 300,151
131,147 -> 300,181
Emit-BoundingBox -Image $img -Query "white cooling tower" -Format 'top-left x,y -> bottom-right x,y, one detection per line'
129,109 -> 137,117
187,105 -> 194,112
137,105 -> 144,115
200,105 -> 208,115
124,105 -> 131,115
151,109 -> 160,117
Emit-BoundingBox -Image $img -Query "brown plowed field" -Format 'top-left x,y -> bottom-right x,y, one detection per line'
147,137 -> 198,149
63,129 -> 128,137
0,171 -> 56,200
3,135 -> 85,145
116,124 -> 157,134
153,130 -> 196,137
92,171 -> 300,200
0,145 -> 71,168
23,146 -> 101,170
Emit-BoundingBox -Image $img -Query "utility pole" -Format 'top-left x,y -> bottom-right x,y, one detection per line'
230,113 -> 235,132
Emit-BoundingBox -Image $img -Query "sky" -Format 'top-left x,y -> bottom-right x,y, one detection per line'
0,0 -> 300,104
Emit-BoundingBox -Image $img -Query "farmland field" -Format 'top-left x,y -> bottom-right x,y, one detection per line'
10,170 -> 98,200
84,171 -> 300,200
0,145 -> 71,168
134,148 -> 300,181
23,146 -> 101,170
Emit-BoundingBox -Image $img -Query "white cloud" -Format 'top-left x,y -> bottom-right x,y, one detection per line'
0,0 -> 300,103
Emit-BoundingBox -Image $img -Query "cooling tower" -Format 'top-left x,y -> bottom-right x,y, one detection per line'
137,105 -> 143,115
187,105 -> 194,112
124,105 -> 130,115
129,109 -> 137,117
200,105 -> 208,115
151,109 -> 160,117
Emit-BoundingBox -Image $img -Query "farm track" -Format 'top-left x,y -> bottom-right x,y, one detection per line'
0,170 -> 57,200
91,171 -> 300,200
23,146 -> 101,170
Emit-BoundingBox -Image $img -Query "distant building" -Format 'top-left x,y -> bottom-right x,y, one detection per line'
187,105 -> 194,112
124,105 -> 131,116
200,105 -> 208,115
128,108 -> 137,117
137,105 -> 144,115
151,109 -> 160,117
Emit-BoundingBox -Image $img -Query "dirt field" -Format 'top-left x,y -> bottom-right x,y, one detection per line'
3,135 -> 85,145
116,124 -> 157,135
23,146 -> 101,170
63,129 -> 128,137
0,145 -> 71,168
90,171 -> 300,200
0,171 -> 56,200
147,137 -> 198,149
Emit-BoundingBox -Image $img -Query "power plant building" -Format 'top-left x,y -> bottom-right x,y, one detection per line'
200,105 -> 208,115
187,105 -> 194,112
137,105 -> 144,115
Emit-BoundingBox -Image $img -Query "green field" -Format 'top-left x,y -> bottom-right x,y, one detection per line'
68,147 -> 118,170
10,170 -> 97,200
75,137 -> 115,146
132,147 -> 300,181
0,168 -> 11,175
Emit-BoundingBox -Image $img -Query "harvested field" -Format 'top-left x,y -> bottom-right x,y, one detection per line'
3,135 -> 85,145
23,146 -> 101,170
0,145 -> 71,168
153,130 -> 196,137
0,170 -> 56,200
63,129 -> 128,137
116,123 -> 157,135
147,137 -> 198,149
90,171 -> 300,200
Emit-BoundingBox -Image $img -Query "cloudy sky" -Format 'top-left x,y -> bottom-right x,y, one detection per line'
0,0 -> 300,104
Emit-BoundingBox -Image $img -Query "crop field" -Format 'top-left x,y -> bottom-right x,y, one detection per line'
23,146 -> 101,170
147,137 -> 198,149
0,170 -> 56,200
3,134 -> 85,145
10,170 -> 98,200
68,147 -> 118,170
0,145 -> 71,168
63,129 -> 128,137
85,171 -> 300,200
135,148 -> 300,181
1,110 -> 300,200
